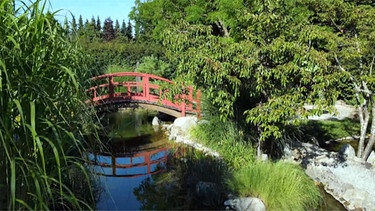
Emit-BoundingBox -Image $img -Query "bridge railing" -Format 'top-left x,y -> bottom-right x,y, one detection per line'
86,72 -> 201,116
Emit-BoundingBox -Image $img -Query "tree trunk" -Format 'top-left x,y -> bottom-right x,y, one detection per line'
363,104 -> 375,160
357,101 -> 370,158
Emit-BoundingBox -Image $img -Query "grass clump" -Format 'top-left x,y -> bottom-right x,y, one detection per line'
227,161 -> 321,211
191,116 -> 255,169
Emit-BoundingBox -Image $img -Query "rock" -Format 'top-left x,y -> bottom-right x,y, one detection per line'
170,116 -> 198,139
367,151 -> 375,165
224,197 -> 266,211
261,154 -> 268,161
152,116 -> 161,126
338,144 -> 355,160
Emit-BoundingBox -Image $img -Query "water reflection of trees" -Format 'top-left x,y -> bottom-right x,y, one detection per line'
134,147 -> 231,210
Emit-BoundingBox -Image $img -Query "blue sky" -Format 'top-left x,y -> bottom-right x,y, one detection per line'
46,0 -> 135,24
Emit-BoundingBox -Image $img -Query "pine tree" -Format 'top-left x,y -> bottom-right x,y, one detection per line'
71,15 -> 77,33
91,16 -> 96,31
78,15 -> 84,32
103,17 -> 115,41
121,19 -> 126,37
114,19 -> 121,37
96,16 -> 102,38
126,20 -> 133,40
63,17 -> 70,36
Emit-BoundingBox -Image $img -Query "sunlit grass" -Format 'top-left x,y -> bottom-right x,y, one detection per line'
191,116 -> 255,169
227,161 -> 321,211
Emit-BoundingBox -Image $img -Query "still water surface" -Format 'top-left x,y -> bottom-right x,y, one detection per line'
88,110 -> 346,210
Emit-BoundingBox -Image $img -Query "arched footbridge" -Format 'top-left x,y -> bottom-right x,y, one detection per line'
86,72 -> 201,117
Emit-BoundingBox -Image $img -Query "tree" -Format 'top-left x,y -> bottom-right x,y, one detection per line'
78,14 -> 84,32
103,17 -> 115,41
126,20 -> 133,40
114,19 -> 121,37
132,0 -> 343,157
305,0 -> 375,160
96,16 -> 102,38
63,16 -> 70,36
132,0 -> 375,161
121,19 -> 127,37
71,15 -> 77,33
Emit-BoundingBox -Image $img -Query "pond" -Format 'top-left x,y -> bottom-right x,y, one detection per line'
86,109 -> 172,210
86,109 -> 346,210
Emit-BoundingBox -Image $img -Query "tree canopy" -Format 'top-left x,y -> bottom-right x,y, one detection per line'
131,0 -> 375,159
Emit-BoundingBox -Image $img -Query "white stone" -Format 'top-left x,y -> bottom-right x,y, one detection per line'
170,116 -> 198,139
338,144 -> 356,159
224,197 -> 266,211
367,151 -> 375,165
152,116 -> 161,126
261,154 -> 268,161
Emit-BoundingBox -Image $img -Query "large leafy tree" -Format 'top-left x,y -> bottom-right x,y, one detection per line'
306,0 -> 375,160
132,0 -> 375,160
131,0 -> 343,156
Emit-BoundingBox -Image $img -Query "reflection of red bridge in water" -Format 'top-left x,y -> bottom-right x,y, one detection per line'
88,147 -> 169,178
86,72 -> 201,117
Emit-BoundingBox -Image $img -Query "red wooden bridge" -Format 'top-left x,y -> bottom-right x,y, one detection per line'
86,72 -> 201,117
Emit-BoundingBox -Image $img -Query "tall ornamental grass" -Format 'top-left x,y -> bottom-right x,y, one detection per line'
227,162 -> 321,211
0,0 -> 97,209
191,116 -> 255,169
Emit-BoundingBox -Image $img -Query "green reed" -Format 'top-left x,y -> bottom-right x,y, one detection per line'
0,0 -> 98,209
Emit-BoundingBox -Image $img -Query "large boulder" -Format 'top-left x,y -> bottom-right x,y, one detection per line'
224,197 -> 266,211
169,116 -> 198,140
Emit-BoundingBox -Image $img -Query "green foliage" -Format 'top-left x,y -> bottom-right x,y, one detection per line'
0,0 -> 97,209
227,162 -> 321,211
134,148 -> 231,210
137,55 -> 173,79
191,116 -> 255,169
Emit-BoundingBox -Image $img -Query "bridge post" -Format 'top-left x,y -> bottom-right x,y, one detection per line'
181,101 -> 186,117
143,76 -> 150,100
109,76 -> 114,99
187,86 -> 193,111
197,90 -> 201,119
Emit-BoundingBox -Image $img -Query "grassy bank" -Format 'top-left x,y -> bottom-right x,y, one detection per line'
191,117 -> 321,210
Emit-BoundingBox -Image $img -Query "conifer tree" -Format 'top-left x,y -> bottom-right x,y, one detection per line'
63,17 -> 70,36
103,17 -> 115,41
71,15 -> 77,33
114,19 -> 121,37
126,20 -> 133,40
96,16 -> 101,32
121,19 -> 126,37
78,15 -> 84,32
91,16 -> 96,31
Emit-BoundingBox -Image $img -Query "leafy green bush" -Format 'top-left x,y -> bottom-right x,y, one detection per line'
227,162 -> 321,211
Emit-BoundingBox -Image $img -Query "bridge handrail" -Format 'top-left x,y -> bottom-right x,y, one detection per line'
90,72 -> 173,84
87,72 -> 201,117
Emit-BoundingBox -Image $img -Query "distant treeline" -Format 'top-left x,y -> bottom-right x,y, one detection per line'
62,15 -> 134,42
